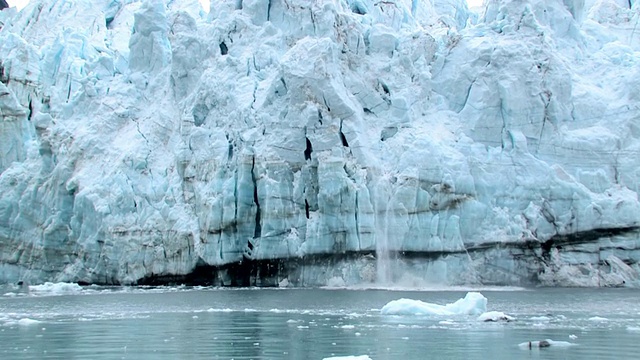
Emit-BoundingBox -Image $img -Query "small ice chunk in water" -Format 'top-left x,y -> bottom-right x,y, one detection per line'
17,318 -> 41,326
530,316 -> 551,321
323,356 -> 372,360
588,316 -> 609,322
381,292 -> 487,316
478,311 -> 515,322
519,339 -> 576,349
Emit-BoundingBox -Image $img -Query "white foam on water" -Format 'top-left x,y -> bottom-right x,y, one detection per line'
2,292 -> 25,297
22,285 -> 207,298
28,282 -> 83,296
205,308 -> 233,312
323,284 -> 528,292
346,312 -> 364,318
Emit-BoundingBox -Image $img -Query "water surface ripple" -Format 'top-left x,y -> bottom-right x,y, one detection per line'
1,287 -> 639,359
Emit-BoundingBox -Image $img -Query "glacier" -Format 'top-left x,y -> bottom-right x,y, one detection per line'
0,0 -> 640,287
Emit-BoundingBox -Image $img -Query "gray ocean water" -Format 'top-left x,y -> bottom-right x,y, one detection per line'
1,286 -> 640,359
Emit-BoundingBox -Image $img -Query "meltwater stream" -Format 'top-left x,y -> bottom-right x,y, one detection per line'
1,286 -> 640,359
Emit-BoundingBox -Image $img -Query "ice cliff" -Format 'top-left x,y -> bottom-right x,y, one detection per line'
1,0 -> 640,287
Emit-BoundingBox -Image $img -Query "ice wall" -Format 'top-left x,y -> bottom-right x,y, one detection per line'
1,0 -> 639,287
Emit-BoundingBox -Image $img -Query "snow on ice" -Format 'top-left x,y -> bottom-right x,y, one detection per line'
380,292 -> 488,316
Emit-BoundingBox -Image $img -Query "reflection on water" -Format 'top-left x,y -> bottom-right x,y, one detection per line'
1,287 -> 640,359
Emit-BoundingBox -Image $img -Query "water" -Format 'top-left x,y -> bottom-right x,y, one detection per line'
2,286 -> 640,359
375,208 -> 392,285
374,175 -> 395,285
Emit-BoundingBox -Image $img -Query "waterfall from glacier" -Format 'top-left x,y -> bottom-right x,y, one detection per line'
375,174 -> 394,285
375,206 -> 392,284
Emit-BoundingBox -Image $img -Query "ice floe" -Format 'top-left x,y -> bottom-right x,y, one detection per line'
380,292 -> 487,316
478,311 -> 515,322
519,339 -> 577,349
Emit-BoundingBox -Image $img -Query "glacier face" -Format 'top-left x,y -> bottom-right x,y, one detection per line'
0,0 -> 640,287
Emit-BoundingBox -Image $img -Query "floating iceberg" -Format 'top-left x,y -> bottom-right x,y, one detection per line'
381,292 -> 487,316
518,339 -> 576,349
477,311 -> 515,322
17,318 -> 42,326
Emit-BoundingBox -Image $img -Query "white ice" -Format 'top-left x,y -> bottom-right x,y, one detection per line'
17,318 -> 41,326
1,0 -> 640,287
518,339 -> 577,349
380,292 -> 487,316
477,311 -> 515,322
